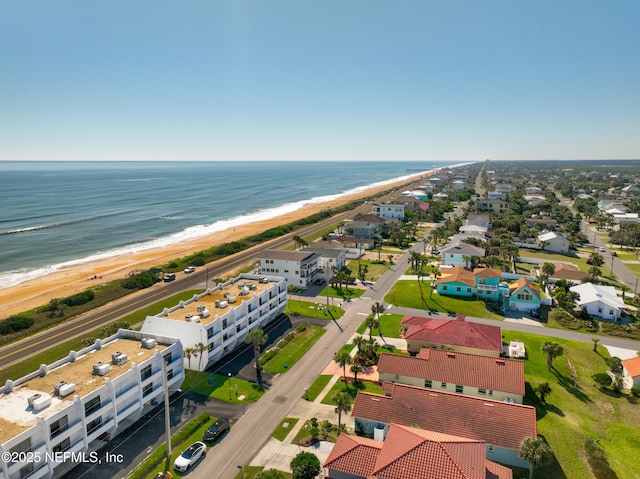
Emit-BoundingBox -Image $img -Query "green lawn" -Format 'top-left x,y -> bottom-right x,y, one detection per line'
346,259 -> 392,281
320,379 -> 383,405
272,417 -> 299,441
317,285 -> 367,300
356,313 -> 404,339
502,330 -> 640,479
186,372 -> 265,403
262,324 -> 326,373
305,375 -> 334,401
285,299 -> 343,319
622,262 -> 640,278
235,467 -> 292,479
384,280 -> 503,320
615,252 -> 637,260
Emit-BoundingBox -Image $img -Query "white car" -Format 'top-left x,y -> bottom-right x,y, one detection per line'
184,266 -> 196,274
174,442 -> 206,472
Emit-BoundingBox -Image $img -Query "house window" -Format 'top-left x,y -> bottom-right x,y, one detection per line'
140,364 -> 152,381
488,390 -> 494,396
478,388 -> 487,395
52,437 -> 71,454
164,352 -> 173,364
19,464 -> 34,479
598,307 -> 603,313
425,380 -> 432,388
442,286 -> 448,291
10,438 -> 32,455
167,369 -> 174,380
143,383 -> 153,397
208,342 -> 215,351
222,318 -> 228,329
86,416 -> 102,434
517,292 -> 533,301
207,328 -> 214,339
456,287 -> 461,292
455,384 -> 463,393
609,309 -> 614,315
488,444 -> 494,453
467,288 -> 472,293
50,415 -> 69,438
84,396 -> 101,415
441,382 -> 447,389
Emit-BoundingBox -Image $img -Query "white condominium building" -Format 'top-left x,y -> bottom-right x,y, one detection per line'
0,330 -> 184,479
141,274 -> 288,371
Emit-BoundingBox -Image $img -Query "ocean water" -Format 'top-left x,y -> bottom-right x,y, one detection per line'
0,160 -> 460,288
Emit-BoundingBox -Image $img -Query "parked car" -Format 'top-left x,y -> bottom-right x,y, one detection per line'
203,418 -> 229,443
163,273 -> 176,282
530,309 -> 540,318
174,442 -> 206,472
611,251 -> 617,257
184,266 -> 196,274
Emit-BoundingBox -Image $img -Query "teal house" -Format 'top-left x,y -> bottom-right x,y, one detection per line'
435,267 -> 476,297
508,277 -> 542,312
473,268 -> 502,301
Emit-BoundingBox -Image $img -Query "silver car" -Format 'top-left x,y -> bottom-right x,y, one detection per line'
174,441 -> 206,472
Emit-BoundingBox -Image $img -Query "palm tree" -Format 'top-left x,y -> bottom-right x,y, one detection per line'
334,350 -> 352,383
541,341 -> 564,370
365,314 -> 379,342
371,302 -> 385,340
535,382 -> 552,403
195,342 -> 206,372
519,436 -> 552,479
409,251 -> 422,273
183,347 -> 194,384
245,329 -> 268,382
592,337 -> 600,353
588,265 -> 602,281
350,364 -> 363,384
333,391 -> 352,432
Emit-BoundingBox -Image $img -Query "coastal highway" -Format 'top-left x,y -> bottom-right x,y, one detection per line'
0,191 -> 397,371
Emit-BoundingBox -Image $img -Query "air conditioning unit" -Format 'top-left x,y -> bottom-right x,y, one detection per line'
93,361 -> 112,376
141,338 -> 157,349
54,381 -> 76,398
28,393 -> 52,410
112,352 -> 129,366
197,305 -> 210,318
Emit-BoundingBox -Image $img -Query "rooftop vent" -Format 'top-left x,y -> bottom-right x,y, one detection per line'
215,299 -> 229,309
248,283 -> 257,290
93,361 -> 112,376
54,381 -> 76,398
112,352 -> 129,366
141,338 -> 157,349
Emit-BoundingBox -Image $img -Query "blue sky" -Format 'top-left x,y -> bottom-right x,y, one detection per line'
1,1 -> 638,161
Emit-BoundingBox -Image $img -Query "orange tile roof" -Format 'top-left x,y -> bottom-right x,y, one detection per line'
377,350 -> 524,396
324,434 -> 381,477
325,424 -> 512,479
402,316 -> 502,353
622,356 -> 640,378
437,266 -> 476,287
508,277 -> 541,296
473,268 -> 502,278
351,383 -> 536,451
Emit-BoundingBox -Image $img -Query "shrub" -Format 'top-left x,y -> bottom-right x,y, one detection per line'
60,290 -> 95,307
120,270 -> 158,290
0,315 -> 35,335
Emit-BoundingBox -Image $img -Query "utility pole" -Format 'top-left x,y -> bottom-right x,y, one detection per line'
162,360 -> 172,471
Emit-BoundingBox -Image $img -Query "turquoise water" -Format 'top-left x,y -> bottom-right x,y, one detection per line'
0,160 -> 463,287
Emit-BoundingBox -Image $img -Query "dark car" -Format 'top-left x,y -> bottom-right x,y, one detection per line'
203,418 -> 229,443
163,273 -> 176,282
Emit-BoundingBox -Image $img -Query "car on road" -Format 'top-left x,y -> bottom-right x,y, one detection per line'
184,266 -> 196,274
163,273 -> 176,282
599,247 -> 606,252
203,418 -> 229,443
611,251 -> 617,257
174,442 -> 206,472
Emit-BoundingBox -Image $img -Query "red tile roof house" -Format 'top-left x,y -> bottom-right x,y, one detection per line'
400,316 -> 503,357
377,350 -> 525,404
351,382 -> 537,468
324,423 -> 512,479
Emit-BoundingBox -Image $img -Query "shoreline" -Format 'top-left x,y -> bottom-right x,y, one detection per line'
0,168 -> 442,318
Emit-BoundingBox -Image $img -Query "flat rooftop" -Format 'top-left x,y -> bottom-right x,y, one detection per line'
0,337 -> 166,444
161,278 -> 274,326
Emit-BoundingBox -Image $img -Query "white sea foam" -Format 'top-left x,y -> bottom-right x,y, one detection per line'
0,165 -> 453,289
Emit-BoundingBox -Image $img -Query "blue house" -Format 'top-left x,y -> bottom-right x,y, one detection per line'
507,277 -> 542,312
435,267 -> 476,297
473,268 -> 502,301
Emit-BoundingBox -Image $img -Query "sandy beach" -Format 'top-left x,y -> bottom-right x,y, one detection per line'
0,172 -> 433,319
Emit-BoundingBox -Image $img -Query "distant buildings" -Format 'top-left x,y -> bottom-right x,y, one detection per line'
141,274 -> 287,370
0,330 -> 184,479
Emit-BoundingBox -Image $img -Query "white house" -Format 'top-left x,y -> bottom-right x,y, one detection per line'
452,180 -> 465,190
0,330 -> 184,479
538,231 -> 570,254
141,274 -> 288,370
257,250 -> 321,288
622,357 -> 640,390
305,247 -> 347,276
371,203 -> 405,219
569,283 -> 626,321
